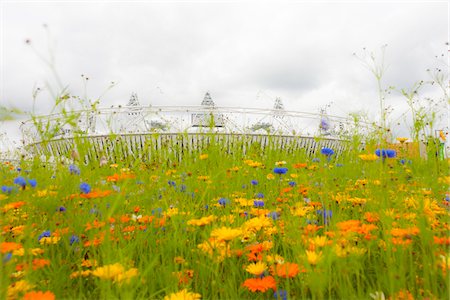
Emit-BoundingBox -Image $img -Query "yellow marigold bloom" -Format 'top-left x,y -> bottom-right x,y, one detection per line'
199,154 -> 208,160
235,197 -> 254,207
290,173 -> 298,178
242,216 -> 273,233
92,263 -> 125,280
81,259 -> 98,268
305,250 -> 322,265
165,207 -> 179,217
311,236 -> 328,247
358,154 -> 378,161
7,280 -> 34,299
290,205 -> 313,217
246,261 -> 268,276
275,161 -> 287,166
210,226 -> 242,241
265,254 -> 285,264
164,289 -> 201,300
187,215 -> 216,226
266,173 -> 275,180
348,197 -> 367,205
116,268 -> 138,284
70,270 -> 92,278
39,236 -> 61,245
12,248 -> 25,256
396,137 -> 409,143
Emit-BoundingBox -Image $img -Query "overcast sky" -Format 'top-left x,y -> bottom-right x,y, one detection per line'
0,1 -> 448,150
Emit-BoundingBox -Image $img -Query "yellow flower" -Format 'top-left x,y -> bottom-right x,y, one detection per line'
187,215 -> 216,226
116,268 -> 138,284
266,174 -> 275,180
70,270 -> 92,279
39,236 -> 61,245
210,226 -> 242,241
311,236 -> 328,247
0,194 -> 8,201
92,263 -> 125,280
275,161 -> 287,166
246,261 -> 268,276
7,280 -> 34,299
242,216 -> 273,233
305,250 -> 322,265
199,154 -> 209,160
164,289 -> 201,300
359,154 -> 378,161
265,254 -> 285,264
396,137 -> 409,143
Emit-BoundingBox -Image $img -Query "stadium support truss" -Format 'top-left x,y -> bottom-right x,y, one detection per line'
20,93 -> 373,162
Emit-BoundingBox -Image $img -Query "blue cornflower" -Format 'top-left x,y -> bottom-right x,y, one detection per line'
288,181 -> 296,187
317,209 -> 332,224
69,164 -> 80,175
28,179 -> 37,188
251,180 -> 258,186
13,177 -> 27,188
375,149 -> 396,158
268,211 -> 280,220
253,200 -> 264,208
312,158 -> 320,163
274,290 -> 288,300
273,167 -> 288,175
58,206 -> 66,212
38,230 -> 51,242
255,192 -> 264,199
320,118 -> 330,131
70,235 -> 80,245
321,147 -> 335,156
218,198 -> 230,206
2,253 -> 12,264
168,180 -> 176,187
80,182 -> 91,194
1,186 -> 13,193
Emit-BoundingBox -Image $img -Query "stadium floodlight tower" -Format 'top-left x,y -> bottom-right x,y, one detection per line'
191,92 -> 225,131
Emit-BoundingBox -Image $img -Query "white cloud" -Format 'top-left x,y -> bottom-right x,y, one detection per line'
1,1 -> 448,146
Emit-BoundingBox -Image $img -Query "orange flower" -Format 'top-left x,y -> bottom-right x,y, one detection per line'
293,163 -> 307,169
32,258 -> 50,270
1,242 -> 22,253
270,262 -> 303,278
80,189 -> 112,199
23,291 -> 55,300
434,236 -> 450,245
242,276 -> 277,292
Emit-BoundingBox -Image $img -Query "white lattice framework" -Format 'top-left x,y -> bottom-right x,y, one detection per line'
20,103 -> 374,161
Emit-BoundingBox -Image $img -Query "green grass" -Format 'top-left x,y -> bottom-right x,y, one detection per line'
0,136 -> 449,299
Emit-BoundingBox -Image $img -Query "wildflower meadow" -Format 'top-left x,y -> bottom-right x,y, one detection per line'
1,136 -> 449,299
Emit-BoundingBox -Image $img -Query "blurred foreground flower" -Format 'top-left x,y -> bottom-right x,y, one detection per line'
375,149 -> 396,158
359,154 -> 378,161
242,276 -> 277,292
273,167 -> 288,175
164,289 -> 201,300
